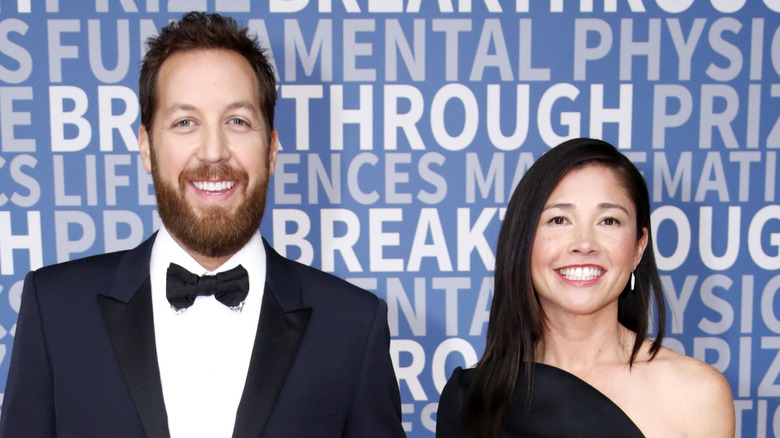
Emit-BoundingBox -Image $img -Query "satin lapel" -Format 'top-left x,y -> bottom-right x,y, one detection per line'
98,234 -> 170,438
232,240 -> 312,438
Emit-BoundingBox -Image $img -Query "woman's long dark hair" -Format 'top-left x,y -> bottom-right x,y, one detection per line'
460,138 -> 666,438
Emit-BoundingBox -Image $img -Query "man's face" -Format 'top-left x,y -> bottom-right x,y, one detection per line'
139,48 -> 278,260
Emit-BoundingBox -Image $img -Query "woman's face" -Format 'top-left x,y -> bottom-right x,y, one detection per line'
530,164 -> 648,320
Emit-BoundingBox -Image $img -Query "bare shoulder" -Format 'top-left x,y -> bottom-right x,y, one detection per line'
650,346 -> 731,395
643,345 -> 735,437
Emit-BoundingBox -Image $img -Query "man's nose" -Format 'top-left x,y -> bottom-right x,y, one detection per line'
197,126 -> 231,163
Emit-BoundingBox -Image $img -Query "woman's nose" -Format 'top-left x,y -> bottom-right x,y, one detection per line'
569,225 -> 599,254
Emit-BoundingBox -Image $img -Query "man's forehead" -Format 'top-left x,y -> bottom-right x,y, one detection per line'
153,50 -> 262,119
156,48 -> 257,88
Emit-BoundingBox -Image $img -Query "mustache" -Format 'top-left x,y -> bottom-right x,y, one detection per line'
177,164 -> 249,187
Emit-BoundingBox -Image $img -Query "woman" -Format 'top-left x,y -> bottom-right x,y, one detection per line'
436,138 -> 734,437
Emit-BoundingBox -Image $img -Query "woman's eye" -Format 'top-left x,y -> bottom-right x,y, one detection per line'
602,217 -> 620,226
551,216 -> 566,225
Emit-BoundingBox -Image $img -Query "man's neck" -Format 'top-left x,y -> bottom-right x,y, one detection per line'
168,233 -> 235,272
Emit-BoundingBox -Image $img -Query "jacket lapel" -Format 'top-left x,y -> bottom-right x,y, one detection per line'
232,239 -> 312,438
98,234 -> 170,438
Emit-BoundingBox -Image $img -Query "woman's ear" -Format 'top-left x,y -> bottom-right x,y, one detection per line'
634,227 -> 649,268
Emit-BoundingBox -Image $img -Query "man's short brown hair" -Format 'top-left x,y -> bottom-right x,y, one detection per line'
139,12 -> 277,136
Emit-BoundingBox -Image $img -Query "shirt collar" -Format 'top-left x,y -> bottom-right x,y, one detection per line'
151,225 -> 266,279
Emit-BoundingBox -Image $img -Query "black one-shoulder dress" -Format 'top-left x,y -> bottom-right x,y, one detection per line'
436,363 -> 645,437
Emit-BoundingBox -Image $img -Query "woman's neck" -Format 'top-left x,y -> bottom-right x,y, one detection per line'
536,315 -> 635,375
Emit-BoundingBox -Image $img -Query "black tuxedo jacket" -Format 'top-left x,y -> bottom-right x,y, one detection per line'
0,234 -> 404,437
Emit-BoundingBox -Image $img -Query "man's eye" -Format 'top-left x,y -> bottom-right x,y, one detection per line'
229,118 -> 247,126
174,119 -> 192,127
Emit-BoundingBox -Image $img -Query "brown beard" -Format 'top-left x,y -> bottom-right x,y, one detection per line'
151,149 -> 269,259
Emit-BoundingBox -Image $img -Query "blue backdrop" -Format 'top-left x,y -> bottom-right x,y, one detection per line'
0,1 -> 779,436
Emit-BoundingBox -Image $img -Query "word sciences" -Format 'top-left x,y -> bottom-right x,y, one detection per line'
272,150 -> 779,205
1,150 -> 776,209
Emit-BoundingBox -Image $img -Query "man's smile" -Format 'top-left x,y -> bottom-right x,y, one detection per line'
192,180 -> 237,193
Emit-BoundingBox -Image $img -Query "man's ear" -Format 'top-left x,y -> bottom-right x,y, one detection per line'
139,125 -> 152,173
268,130 -> 279,176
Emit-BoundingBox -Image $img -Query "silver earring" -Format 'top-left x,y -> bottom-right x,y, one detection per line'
630,271 -> 636,291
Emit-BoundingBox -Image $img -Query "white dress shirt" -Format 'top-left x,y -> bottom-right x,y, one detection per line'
149,226 -> 266,438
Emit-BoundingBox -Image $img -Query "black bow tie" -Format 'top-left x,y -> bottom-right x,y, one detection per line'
166,263 -> 249,311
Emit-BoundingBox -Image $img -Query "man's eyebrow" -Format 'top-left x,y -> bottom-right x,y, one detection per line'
162,103 -> 195,118
161,101 -> 258,118
226,101 -> 257,111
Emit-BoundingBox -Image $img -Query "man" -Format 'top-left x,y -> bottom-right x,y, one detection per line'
0,12 -> 404,437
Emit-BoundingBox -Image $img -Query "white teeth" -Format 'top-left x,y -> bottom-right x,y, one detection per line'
193,181 -> 235,192
558,266 -> 603,281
